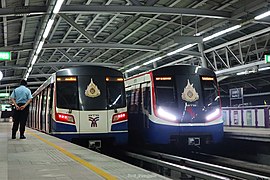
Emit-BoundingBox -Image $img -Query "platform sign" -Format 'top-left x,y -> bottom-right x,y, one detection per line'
0,52 -> 11,61
230,88 -> 243,99
265,55 -> 270,63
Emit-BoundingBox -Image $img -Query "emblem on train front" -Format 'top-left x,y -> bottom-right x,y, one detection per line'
85,78 -> 101,98
181,79 -> 199,102
89,114 -> 99,127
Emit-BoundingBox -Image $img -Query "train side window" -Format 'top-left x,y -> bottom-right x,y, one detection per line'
129,84 -> 141,113
126,89 -> 132,108
142,85 -> 151,114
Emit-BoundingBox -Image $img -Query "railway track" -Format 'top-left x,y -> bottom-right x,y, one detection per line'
113,149 -> 270,180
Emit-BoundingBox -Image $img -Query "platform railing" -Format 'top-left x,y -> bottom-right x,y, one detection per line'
222,105 -> 270,128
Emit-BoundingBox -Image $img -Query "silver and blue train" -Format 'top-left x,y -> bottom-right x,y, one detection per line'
125,65 -> 223,146
28,66 -> 128,147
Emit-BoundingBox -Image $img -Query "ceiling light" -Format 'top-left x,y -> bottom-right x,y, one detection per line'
53,0 -> 64,14
0,71 -> 3,80
167,44 -> 196,56
254,10 -> 270,20
125,65 -> 140,73
258,66 -> 270,71
143,57 -> 162,65
28,66 -> 33,73
31,55 -> 38,65
203,25 -> 241,42
36,41 -> 44,55
43,19 -> 54,39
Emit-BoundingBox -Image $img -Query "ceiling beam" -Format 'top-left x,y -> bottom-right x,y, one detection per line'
0,5 -> 231,19
61,5 -> 232,19
0,43 -> 158,52
59,13 -> 97,43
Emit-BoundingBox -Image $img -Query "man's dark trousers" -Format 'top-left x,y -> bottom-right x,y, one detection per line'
12,103 -> 29,137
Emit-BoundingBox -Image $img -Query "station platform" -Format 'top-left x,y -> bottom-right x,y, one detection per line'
0,122 -> 169,180
224,126 -> 270,142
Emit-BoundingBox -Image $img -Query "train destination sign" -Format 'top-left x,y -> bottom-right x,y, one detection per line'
0,52 -> 11,61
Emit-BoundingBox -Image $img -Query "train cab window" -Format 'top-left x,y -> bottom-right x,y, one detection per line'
201,76 -> 220,107
155,77 -> 177,108
56,76 -> 78,110
106,77 -> 126,109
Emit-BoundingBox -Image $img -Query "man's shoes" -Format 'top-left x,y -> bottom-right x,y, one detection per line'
12,136 -> 16,139
20,135 -> 26,139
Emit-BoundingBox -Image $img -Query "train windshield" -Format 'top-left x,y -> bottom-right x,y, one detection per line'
56,76 -> 79,110
56,76 -> 125,111
154,75 -> 220,123
106,77 -> 126,109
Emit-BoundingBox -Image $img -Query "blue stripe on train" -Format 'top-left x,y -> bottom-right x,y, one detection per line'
51,120 -> 77,132
111,121 -> 128,131
143,120 -> 224,144
54,132 -> 128,144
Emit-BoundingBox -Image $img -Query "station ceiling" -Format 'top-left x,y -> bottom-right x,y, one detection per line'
0,0 -> 270,97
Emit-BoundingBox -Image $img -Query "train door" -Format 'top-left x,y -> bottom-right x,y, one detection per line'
41,88 -> 47,132
45,84 -> 53,133
77,76 -> 108,133
141,82 -> 151,129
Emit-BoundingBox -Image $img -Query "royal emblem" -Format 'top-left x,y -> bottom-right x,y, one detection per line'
88,114 -> 99,127
85,78 -> 101,98
181,79 -> 199,102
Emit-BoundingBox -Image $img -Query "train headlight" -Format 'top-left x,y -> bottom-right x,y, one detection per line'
157,107 -> 177,122
205,108 -> 221,121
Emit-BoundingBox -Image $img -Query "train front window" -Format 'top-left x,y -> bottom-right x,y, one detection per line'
201,76 -> 220,107
155,77 -> 177,107
56,76 -> 78,110
106,77 -> 126,109
154,77 -> 178,121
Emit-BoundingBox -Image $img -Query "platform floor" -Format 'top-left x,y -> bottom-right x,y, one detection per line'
0,122 -> 169,180
224,126 -> 270,142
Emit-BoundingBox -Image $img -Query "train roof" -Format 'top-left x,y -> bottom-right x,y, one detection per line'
126,65 -> 215,80
56,65 -> 123,76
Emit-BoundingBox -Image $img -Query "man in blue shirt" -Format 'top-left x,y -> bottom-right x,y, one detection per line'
10,80 -> 32,139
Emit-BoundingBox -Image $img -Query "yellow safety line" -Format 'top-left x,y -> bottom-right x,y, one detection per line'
28,131 -> 117,180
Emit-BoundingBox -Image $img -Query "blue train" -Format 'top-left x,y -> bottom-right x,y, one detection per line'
125,65 -> 223,146
28,66 -> 128,148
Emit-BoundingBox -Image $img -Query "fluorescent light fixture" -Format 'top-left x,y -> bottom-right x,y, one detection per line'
31,55 -> 38,65
0,71 -> 3,80
28,66 -> 33,73
43,19 -> 54,39
203,25 -> 241,42
255,10 -> 270,20
167,43 -> 196,56
258,66 -> 270,71
236,71 -> 246,75
25,72 -> 30,80
236,69 -> 256,75
36,41 -> 44,55
143,57 -> 162,65
53,0 -> 64,14
125,65 -> 140,73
